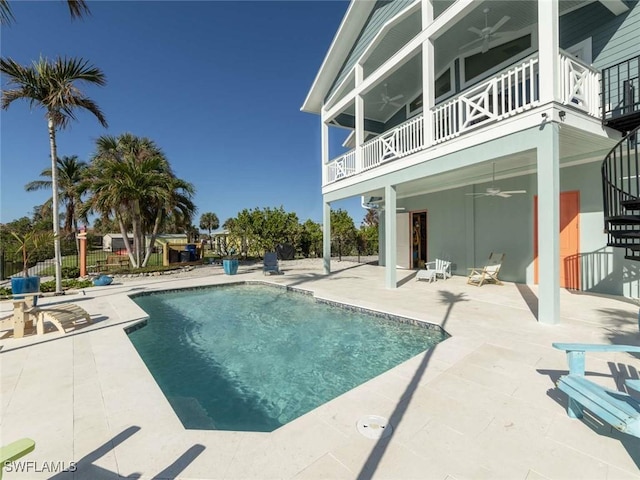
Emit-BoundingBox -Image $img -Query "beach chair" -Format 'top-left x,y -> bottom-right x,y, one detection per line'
0,438 -> 35,479
553,343 -> 640,438
11,294 -> 39,338
34,303 -> 92,335
263,252 -> 281,275
416,259 -> 451,282
467,252 -> 505,286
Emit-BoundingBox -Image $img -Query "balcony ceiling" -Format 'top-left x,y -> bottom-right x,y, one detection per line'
361,54 -> 422,124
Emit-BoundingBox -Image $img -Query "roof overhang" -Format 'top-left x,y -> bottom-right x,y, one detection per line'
301,1 -> 375,115
599,0 -> 629,15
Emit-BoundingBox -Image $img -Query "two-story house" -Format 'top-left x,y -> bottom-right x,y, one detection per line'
302,0 -> 640,324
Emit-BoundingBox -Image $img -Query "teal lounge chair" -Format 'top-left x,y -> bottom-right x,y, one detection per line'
263,252 -> 281,275
553,343 -> 640,438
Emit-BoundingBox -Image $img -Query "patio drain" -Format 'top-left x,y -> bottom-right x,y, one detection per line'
356,415 -> 392,439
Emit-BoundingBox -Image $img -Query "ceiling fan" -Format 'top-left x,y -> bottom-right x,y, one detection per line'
465,163 -> 527,198
373,83 -> 404,111
460,8 -> 511,54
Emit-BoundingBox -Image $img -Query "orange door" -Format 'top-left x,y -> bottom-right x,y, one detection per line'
534,191 -> 580,289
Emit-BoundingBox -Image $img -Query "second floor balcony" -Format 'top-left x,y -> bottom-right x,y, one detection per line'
325,50 -> 601,185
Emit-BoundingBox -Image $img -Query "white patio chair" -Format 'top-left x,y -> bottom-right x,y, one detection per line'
416,258 -> 451,282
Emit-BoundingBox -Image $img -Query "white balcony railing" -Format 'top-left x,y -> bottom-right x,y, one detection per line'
361,113 -> 424,171
433,55 -> 540,144
326,149 -> 356,183
324,52 -> 602,185
559,50 -> 601,117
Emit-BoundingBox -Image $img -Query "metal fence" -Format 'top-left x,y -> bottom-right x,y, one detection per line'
0,249 -> 163,280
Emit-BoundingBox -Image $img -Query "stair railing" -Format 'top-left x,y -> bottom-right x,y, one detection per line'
601,124 -> 640,247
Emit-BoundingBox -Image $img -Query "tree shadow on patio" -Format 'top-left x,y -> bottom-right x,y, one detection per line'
49,426 -> 205,479
356,290 -> 467,480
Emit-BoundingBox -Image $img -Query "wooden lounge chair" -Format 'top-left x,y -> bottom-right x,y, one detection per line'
467,252 -> 505,286
552,343 -> 640,438
0,438 -> 35,479
35,303 -> 92,335
416,259 -> 451,282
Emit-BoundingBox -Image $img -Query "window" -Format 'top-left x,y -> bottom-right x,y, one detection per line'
435,68 -> 453,100
462,33 -> 533,86
407,93 -> 423,117
406,66 -> 454,116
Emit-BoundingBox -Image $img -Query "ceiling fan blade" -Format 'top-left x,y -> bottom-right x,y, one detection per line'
496,192 -> 512,198
389,101 -> 403,108
465,193 -> 489,197
468,26 -> 483,35
459,37 -> 484,51
490,15 -> 510,34
389,94 -> 404,102
500,190 -> 527,194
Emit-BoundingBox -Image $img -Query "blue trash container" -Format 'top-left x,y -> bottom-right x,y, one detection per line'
185,244 -> 197,261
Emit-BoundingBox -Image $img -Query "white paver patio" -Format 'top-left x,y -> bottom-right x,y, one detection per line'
1,259 -> 639,479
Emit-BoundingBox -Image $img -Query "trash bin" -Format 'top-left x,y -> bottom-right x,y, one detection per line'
185,244 -> 197,261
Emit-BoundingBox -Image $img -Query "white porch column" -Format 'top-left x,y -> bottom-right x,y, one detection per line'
321,113 -> 329,185
422,38 -> 434,147
384,184 -> 397,289
538,0 -> 560,103
422,0 -> 434,147
537,123 -> 560,324
355,64 -> 364,173
421,0 -> 433,28
323,200 -> 331,275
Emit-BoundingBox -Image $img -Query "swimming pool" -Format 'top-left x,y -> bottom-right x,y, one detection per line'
128,283 -> 448,432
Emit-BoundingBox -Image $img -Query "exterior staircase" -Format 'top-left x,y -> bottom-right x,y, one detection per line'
602,55 -> 640,260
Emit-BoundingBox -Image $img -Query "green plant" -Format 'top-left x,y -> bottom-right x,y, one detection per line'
10,230 -> 55,277
40,278 -> 92,292
61,266 -> 80,279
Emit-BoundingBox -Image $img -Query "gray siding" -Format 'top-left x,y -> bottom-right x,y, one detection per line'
560,0 -> 640,68
326,0 -> 415,101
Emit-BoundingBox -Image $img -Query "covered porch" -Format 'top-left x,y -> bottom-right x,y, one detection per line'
321,121 -> 621,325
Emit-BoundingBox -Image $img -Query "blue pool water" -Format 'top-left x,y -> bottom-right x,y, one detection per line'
128,284 -> 448,432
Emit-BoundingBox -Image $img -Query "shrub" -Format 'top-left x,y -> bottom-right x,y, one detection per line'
61,266 -> 80,279
40,278 -> 92,292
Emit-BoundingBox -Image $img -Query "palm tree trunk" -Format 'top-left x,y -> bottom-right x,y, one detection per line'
142,210 -> 163,267
116,213 -> 135,267
48,117 -> 63,294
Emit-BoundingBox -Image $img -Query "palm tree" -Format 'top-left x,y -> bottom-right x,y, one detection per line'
1,0 -> 90,25
199,212 -> 220,250
1,56 -> 107,293
25,155 -> 88,238
82,134 -> 195,268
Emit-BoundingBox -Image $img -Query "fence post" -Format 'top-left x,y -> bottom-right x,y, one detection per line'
78,227 -> 88,277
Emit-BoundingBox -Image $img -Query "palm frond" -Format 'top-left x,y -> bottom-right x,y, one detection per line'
67,0 -> 90,19
0,0 -> 13,25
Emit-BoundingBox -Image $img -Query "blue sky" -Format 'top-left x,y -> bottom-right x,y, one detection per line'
0,0 -> 364,229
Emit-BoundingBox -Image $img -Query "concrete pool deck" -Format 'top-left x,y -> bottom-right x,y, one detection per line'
1,258 -> 639,479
